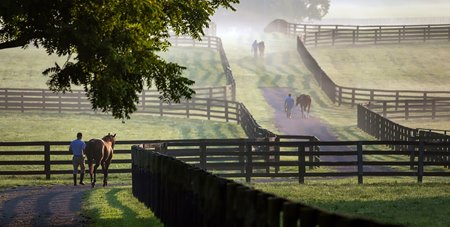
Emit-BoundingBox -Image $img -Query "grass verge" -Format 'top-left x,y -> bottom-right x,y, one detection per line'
250,177 -> 450,227
82,185 -> 163,227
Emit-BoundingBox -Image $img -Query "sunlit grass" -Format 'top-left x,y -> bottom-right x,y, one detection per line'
82,186 -> 163,227
309,43 -> 450,91
0,112 -> 246,142
249,178 -> 450,227
393,118 -> 450,132
0,46 -> 225,89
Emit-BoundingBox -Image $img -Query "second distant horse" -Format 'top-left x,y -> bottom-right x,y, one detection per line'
258,41 -> 265,57
296,94 -> 311,118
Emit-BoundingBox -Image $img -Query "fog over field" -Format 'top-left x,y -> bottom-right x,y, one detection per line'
212,0 -> 450,36
327,0 -> 450,18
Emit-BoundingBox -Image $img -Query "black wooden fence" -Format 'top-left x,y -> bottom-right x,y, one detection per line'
132,144 -> 408,227
357,104 -> 450,166
138,139 -> 450,184
3,137 -> 449,181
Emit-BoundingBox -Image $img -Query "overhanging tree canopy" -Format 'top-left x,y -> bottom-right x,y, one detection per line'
0,0 -> 239,119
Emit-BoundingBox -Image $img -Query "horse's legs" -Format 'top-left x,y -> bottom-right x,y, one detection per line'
101,162 -> 107,187
102,156 -> 113,187
91,162 -> 100,188
300,105 -> 304,118
307,103 -> 311,118
88,162 -> 94,184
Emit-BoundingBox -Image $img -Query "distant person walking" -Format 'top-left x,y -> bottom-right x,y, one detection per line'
252,40 -> 258,58
69,132 -> 86,186
284,93 -> 295,118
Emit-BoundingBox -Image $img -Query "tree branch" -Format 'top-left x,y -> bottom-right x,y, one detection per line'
0,37 -> 29,50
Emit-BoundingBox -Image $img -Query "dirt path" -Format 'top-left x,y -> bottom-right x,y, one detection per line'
261,87 -> 393,173
262,87 -> 339,140
0,185 -> 89,227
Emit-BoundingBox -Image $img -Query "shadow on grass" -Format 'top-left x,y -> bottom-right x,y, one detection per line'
84,187 -> 163,227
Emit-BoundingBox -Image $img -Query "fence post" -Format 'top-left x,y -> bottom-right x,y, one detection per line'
432,100 -> 436,119
207,99 -> 211,120
356,26 -> 360,43
314,32 -> 318,47
21,93 -> 24,113
239,144 -> 245,174
186,99 -> 190,118
44,143 -> 51,180
374,30 -> 378,45
357,142 -> 363,184
245,143 -> 253,183
274,137 -> 280,174
225,100 -> 229,122
418,142 -> 424,183
267,197 -> 283,227
298,146 -> 305,184
58,94 -> 62,113
448,28 -> 450,41
383,101 -> 387,118
395,91 -> 400,111
159,101 -> 163,117
332,30 -> 336,46
351,89 -> 355,107
352,30 -> 355,44
42,90 -> 46,110
338,87 -> 342,106
283,202 -> 299,227
200,143 -> 206,169
300,207 -> 319,226
423,92 -> 428,111
423,28 -> 426,42
405,101 -> 409,120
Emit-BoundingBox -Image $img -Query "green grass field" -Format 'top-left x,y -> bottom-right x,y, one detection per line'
0,45 -> 225,89
250,178 -> 450,227
309,43 -> 450,91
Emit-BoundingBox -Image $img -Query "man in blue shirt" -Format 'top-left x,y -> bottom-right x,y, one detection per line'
69,132 -> 86,186
284,93 -> 295,118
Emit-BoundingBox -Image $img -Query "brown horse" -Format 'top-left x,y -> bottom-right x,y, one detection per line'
85,133 -> 116,188
296,94 -> 312,118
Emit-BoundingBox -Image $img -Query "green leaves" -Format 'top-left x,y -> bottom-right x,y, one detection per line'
0,0 -> 238,119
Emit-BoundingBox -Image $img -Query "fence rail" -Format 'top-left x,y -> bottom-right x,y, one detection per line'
288,23 -> 450,35
0,87 -> 239,120
4,137 -> 449,181
142,140 -> 450,183
366,99 -> 450,120
282,22 -> 450,47
0,86 -> 279,139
